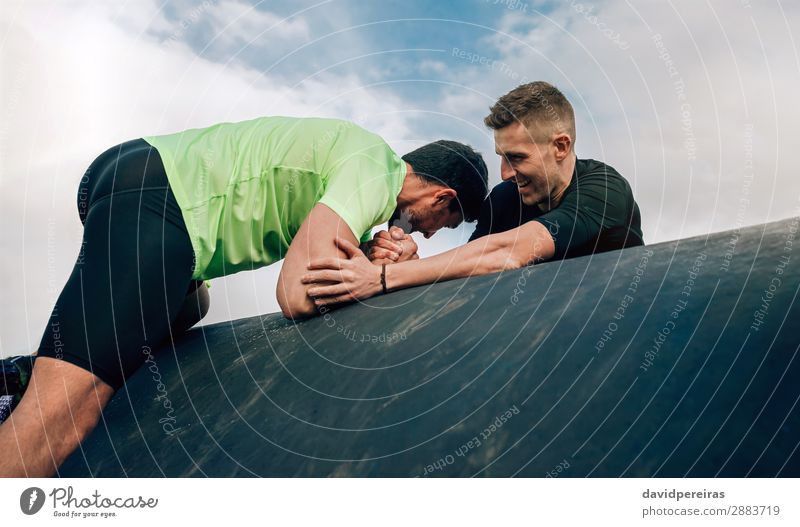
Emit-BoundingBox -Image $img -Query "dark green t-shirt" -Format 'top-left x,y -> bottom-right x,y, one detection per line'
469,158 -> 644,259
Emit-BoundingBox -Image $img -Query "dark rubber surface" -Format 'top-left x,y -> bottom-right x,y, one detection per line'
60,218 -> 800,477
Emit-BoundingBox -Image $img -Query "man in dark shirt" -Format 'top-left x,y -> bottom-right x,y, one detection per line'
468,81 -> 643,261
469,158 -> 643,260
301,82 -> 645,306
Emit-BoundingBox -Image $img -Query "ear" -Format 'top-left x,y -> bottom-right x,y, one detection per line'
553,133 -> 572,161
432,187 -> 457,209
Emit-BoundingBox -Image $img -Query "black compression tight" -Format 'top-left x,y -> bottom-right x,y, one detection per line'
37,139 -> 198,391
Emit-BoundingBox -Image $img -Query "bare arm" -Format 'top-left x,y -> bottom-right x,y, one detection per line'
302,220 -> 555,306
276,203 -> 361,319
387,220 -> 554,289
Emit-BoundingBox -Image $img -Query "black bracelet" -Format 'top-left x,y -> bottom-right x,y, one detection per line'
381,263 -> 388,294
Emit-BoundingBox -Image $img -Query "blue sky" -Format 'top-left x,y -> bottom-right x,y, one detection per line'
2,0 -> 800,353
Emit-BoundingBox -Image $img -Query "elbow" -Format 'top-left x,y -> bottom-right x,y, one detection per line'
281,306 -> 316,320
276,284 -> 318,320
481,223 -> 554,273
279,300 -> 317,320
278,294 -> 317,320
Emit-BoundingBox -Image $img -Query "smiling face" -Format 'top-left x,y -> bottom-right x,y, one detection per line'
494,121 -> 574,208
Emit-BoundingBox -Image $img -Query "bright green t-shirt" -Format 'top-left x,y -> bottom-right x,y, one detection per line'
143,116 -> 406,280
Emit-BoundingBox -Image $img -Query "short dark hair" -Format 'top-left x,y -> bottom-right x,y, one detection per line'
484,81 -> 576,143
401,140 -> 488,222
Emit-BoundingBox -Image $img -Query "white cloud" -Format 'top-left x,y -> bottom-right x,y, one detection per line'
4,0 -> 799,356
205,0 -> 311,47
418,59 -> 448,75
0,0 -> 414,355
438,0 -> 800,243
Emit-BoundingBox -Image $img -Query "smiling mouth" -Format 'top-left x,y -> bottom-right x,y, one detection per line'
516,179 -> 531,189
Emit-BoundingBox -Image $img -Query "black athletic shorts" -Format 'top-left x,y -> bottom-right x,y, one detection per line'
37,139 -> 198,391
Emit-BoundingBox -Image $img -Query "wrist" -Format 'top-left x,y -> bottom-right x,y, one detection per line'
383,262 -> 398,293
380,264 -> 387,294
373,264 -> 385,296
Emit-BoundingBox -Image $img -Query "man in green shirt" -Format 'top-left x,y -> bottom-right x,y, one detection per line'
301,82 -> 644,304
144,116 -> 487,318
0,116 -> 488,476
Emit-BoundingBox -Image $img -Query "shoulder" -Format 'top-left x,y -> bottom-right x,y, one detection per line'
575,159 -> 632,192
487,180 -> 523,203
576,158 -> 625,179
326,121 -> 401,165
470,180 -> 524,240
322,119 -> 385,145
269,117 -> 383,145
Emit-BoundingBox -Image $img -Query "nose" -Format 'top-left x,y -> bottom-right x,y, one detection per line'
500,157 -> 515,181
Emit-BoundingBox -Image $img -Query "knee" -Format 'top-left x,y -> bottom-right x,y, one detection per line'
14,358 -> 114,432
171,283 -> 210,335
196,283 -> 210,319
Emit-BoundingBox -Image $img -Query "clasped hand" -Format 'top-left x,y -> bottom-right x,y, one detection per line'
301,227 -> 417,307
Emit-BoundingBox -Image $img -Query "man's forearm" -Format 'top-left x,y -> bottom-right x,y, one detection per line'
384,221 -> 554,291
384,237 -> 511,291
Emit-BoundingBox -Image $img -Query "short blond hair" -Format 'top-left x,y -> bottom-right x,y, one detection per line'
485,81 -> 576,143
